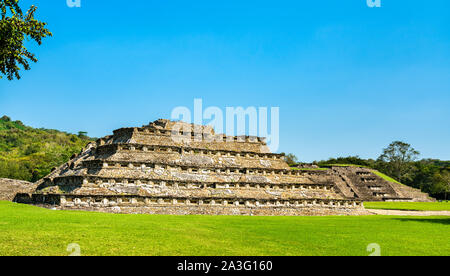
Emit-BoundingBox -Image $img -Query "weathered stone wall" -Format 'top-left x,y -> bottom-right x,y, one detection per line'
96,144 -> 289,169
15,193 -> 367,216
0,178 -> 36,201
56,205 -> 368,216
384,180 -> 435,202
110,120 -> 271,154
40,178 -> 340,200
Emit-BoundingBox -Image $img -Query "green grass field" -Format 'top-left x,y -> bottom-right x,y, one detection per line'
370,170 -> 403,185
0,201 -> 449,256
364,201 -> 450,211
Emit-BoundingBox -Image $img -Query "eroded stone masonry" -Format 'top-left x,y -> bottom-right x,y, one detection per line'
17,119 -> 432,216
300,166 -> 434,202
0,178 -> 35,201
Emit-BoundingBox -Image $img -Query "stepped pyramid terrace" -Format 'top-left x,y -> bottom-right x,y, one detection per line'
300,166 -> 434,203
16,119 -> 370,215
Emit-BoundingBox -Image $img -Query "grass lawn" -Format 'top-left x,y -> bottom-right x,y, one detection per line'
370,170 -> 403,185
0,201 -> 449,256
364,201 -> 450,211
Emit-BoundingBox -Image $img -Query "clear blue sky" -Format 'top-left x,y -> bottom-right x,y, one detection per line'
1,0 -> 449,162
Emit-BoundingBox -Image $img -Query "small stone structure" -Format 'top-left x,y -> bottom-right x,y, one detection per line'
303,166 -> 434,202
0,178 -> 36,201
15,119 -> 367,216
297,164 -> 320,169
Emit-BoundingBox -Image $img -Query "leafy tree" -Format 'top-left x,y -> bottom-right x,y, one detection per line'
405,159 -> 439,192
77,131 -> 88,139
432,170 -> 450,200
377,141 -> 420,183
0,0 -> 52,80
281,153 -> 299,166
0,115 -> 11,122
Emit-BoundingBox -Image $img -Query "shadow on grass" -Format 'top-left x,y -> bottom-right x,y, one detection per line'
393,217 -> 450,226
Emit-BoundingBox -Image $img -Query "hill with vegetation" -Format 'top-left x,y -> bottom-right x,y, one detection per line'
0,116 -> 93,182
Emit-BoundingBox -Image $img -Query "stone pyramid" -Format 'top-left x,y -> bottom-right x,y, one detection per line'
20,119 -> 365,216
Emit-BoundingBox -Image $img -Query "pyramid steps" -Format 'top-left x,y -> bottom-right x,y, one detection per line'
327,167 -> 434,202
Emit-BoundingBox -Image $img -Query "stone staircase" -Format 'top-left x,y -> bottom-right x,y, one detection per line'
329,167 -> 434,202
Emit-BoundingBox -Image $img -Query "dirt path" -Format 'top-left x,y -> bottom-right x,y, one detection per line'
367,209 -> 450,216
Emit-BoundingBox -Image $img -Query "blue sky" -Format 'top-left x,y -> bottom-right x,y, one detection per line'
0,0 -> 449,162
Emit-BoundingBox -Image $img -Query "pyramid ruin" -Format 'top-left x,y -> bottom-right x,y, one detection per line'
300,166 -> 434,202
15,119 -> 368,216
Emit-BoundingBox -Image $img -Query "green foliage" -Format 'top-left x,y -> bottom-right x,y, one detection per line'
0,0 -> 52,80
77,131 -> 88,139
431,170 -> 450,200
280,152 -> 298,166
377,141 -> 420,183
0,116 -> 93,182
0,115 -> 10,122
1,201 -> 449,256
316,156 -> 375,168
